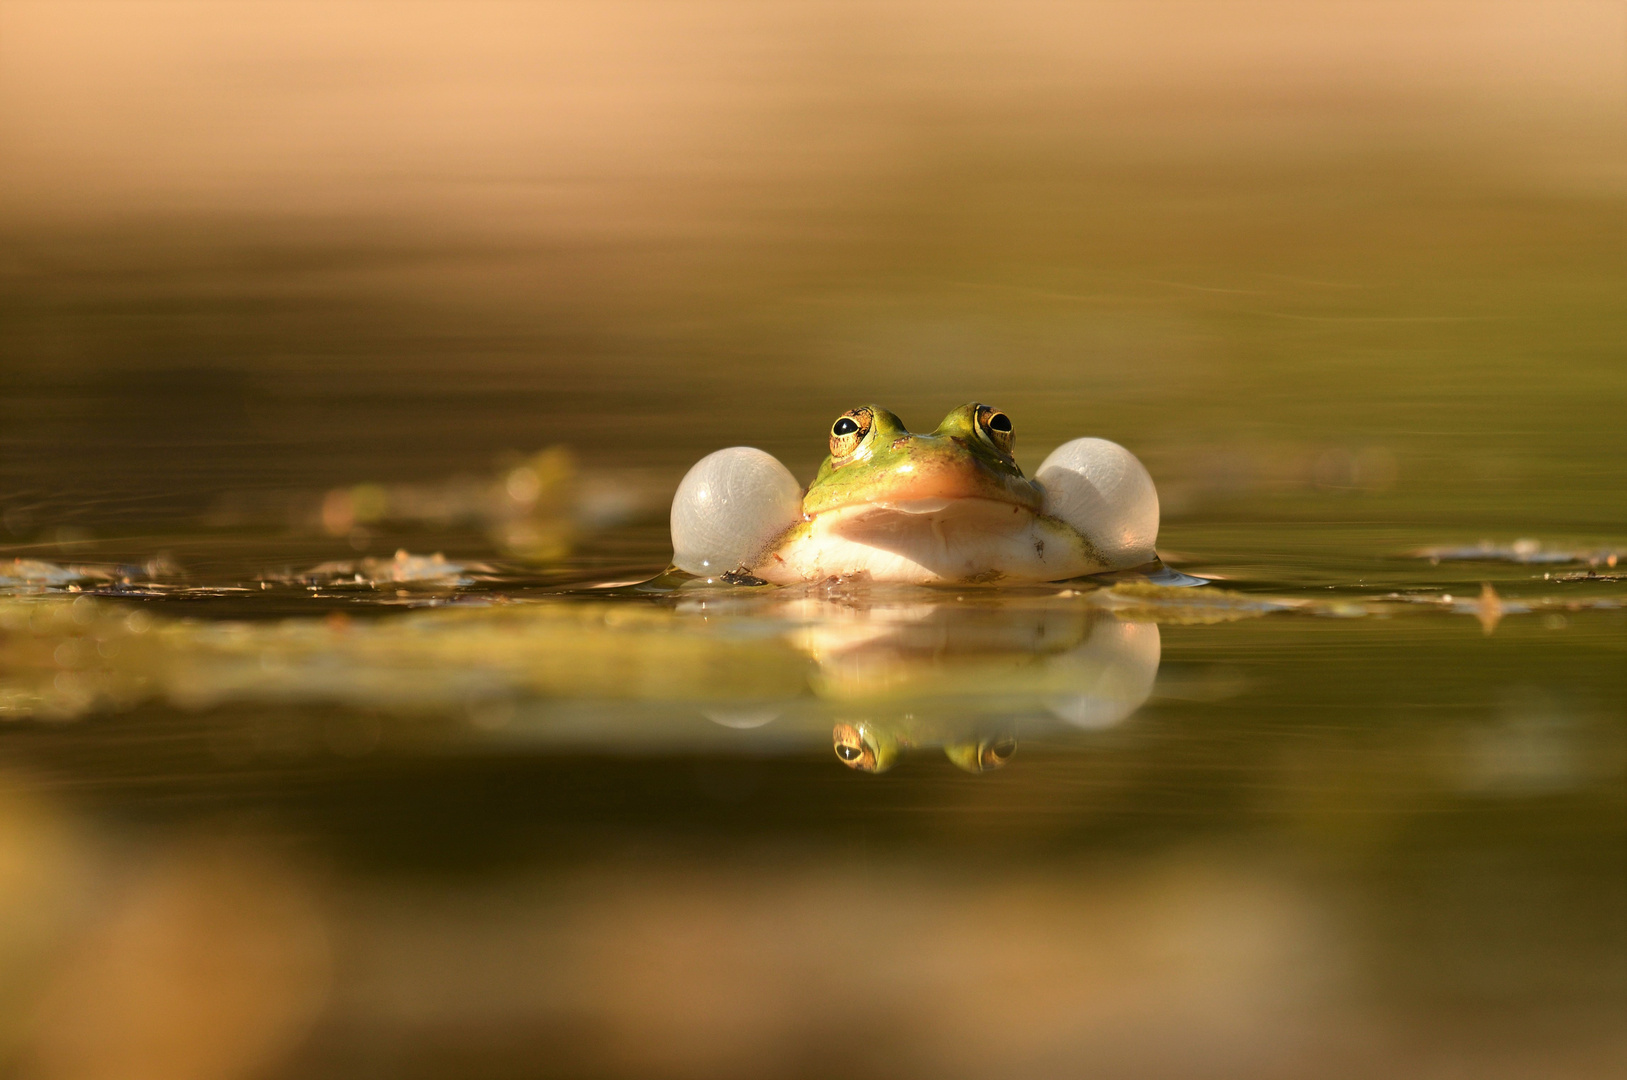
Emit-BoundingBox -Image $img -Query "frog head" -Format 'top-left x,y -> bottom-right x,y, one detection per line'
802,404 -> 1044,517
668,402 -> 1158,583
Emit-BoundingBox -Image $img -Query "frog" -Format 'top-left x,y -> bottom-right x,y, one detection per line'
669,403 -> 1160,586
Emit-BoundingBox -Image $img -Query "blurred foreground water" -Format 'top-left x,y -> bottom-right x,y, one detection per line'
3,2 -> 1627,1077
1,495 -> 1623,1080
0,556 -> 1623,1080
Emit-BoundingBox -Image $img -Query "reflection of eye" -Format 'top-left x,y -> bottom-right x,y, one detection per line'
947,730 -> 1016,773
832,417 -> 859,436
836,743 -> 863,762
974,735 -> 1017,771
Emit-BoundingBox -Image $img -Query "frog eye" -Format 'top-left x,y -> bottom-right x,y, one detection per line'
980,736 -> 1017,769
833,721 -> 894,772
829,408 -> 874,461
975,405 -> 1015,455
945,729 -> 1017,773
832,723 -> 873,770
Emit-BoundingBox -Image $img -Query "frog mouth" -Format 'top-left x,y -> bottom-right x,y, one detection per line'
836,496 -> 1039,532
875,497 -> 955,514
818,462 -> 1043,516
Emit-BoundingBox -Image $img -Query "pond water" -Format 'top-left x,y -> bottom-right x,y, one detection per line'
3,158 -> 1626,1078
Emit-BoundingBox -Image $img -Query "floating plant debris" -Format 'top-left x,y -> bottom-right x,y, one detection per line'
1081,583 -> 1365,622
0,557 -> 183,594
260,550 -> 498,589
0,559 -> 94,589
1407,539 -> 1622,566
206,446 -> 669,561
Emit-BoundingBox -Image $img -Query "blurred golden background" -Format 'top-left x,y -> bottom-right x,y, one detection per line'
1,4 -> 1624,1079
3,1 -> 1623,535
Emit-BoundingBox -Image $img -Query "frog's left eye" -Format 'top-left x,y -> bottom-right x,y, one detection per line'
833,721 -> 894,772
829,408 -> 874,461
833,723 -> 874,770
975,406 -> 1015,455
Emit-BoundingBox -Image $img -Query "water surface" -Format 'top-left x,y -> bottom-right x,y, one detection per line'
2,59 -> 1625,1080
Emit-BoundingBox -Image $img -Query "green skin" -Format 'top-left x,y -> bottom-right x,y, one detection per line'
801,404 -> 1043,517
752,403 -> 1104,584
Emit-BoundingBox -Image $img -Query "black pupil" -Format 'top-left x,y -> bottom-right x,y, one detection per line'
987,413 -> 1012,433
833,417 -> 859,436
990,739 -> 1016,757
837,744 -> 862,760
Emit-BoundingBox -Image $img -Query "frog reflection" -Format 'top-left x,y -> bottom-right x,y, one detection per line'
944,731 -> 1019,774
683,589 -> 1161,771
832,717 -> 1019,774
807,604 -> 1158,773
833,721 -> 896,772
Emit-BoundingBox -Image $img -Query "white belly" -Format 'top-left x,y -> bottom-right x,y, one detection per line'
752,498 -> 1105,585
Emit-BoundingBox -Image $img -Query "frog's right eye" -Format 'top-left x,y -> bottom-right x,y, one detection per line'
981,736 -> 1017,769
974,405 -> 1016,456
829,408 -> 874,460
835,743 -> 863,762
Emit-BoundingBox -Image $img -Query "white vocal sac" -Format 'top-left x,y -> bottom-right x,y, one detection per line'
1035,437 -> 1159,568
670,447 -> 804,576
